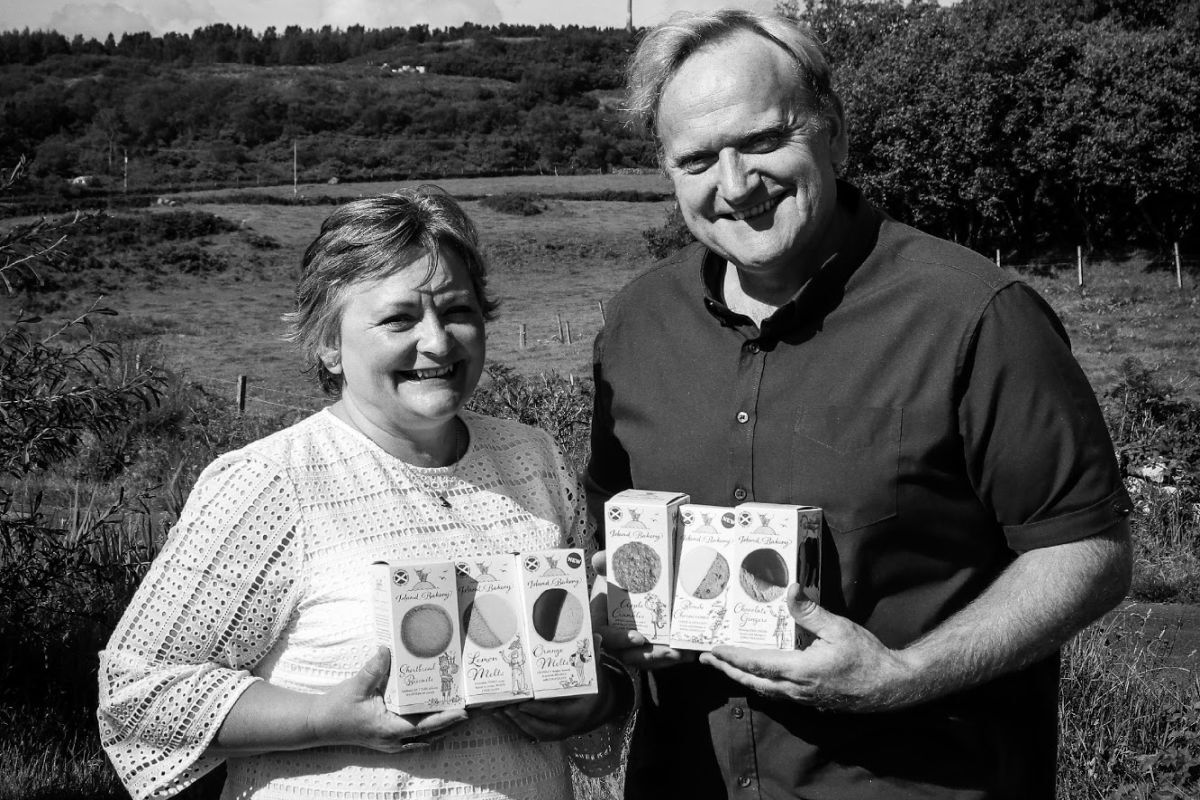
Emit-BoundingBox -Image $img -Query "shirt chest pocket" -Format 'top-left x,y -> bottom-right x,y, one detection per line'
792,406 -> 901,533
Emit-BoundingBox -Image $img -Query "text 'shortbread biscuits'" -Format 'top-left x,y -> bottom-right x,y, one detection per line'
455,554 -> 534,707
604,489 -> 689,645
669,504 -> 737,651
372,560 -> 465,714
517,548 -> 597,700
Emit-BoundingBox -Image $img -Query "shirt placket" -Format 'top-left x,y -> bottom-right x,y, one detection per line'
728,335 -> 766,505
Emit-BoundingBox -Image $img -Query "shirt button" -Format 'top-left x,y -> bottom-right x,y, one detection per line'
737,776 -> 753,788
745,342 -> 761,354
733,488 -> 747,501
731,706 -> 744,719
736,411 -> 749,423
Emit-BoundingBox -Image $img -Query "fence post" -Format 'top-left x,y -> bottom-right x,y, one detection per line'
236,375 -> 248,414
1176,242 -> 1183,290
995,249 -> 1000,268
597,300 -> 606,324
556,312 -> 564,343
518,323 -> 527,350
564,320 -> 572,345
1077,246 -> 1084,288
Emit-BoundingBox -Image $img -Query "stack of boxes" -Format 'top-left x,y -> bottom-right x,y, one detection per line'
373,548 -> 596,712
604,491 -> 823,652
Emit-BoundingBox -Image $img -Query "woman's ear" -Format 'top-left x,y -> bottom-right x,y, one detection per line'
319,346 -> 343,375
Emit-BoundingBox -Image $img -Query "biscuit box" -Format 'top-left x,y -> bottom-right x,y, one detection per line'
516,548 -> 597,700
454,554 -> 535,707
604,489 -> 690,645
669,504 -> 738,651
735,503 -> 823,649
371,560 -> 466,715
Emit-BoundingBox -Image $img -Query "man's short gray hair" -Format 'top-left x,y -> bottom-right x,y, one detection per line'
283,187 -> 498,396
625,8 -> 839,140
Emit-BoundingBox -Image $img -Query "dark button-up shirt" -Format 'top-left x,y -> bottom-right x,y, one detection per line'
586,183 -> 1131,799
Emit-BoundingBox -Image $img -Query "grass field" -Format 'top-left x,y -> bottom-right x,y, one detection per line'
1,174 -> 1198,799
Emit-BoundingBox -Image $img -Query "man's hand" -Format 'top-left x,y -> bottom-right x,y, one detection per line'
592,550 -> 698,671
699,585 -> 916,712
500,636 -> 616,741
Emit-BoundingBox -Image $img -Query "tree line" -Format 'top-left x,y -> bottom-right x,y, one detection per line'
1,0 -> 1197,254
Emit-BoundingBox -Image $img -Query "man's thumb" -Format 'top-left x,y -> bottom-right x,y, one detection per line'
787,584 -> 829,633
591,550 -> 608,578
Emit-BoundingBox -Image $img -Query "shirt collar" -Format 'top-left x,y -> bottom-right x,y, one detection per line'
699,180 -> 882,337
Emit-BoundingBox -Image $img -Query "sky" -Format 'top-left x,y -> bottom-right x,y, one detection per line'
1,0 -> 787,39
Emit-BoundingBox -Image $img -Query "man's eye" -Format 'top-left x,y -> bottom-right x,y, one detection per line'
744,134 -> 785,154
677,156 -> 714,175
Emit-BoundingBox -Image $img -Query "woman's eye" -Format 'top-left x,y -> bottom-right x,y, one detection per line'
444,305 -> 480,319
381,316 -> 416,330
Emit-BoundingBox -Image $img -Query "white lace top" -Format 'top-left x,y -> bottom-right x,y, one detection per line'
98,409 -> 594,800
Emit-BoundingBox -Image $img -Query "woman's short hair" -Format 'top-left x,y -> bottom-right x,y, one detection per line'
625,8 -> 839,142
283,187 -> 499,396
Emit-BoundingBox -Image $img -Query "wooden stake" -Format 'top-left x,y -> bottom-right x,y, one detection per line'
518,323 -> 526,350
1077,246 -> 1083,287
597,300 -> 606,324
556,312 -> 564,343
1176,242 -> 1183,290
995,249 -> 1000,267
236,375 -> 248,414
564,320 -> 572,345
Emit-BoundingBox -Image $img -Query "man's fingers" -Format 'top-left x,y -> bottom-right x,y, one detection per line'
705,644 -> 794,681
596,624 -> 647,651
698,652 -> 788,698
591,550 -> 607,577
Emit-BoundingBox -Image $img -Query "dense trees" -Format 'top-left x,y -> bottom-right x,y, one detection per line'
1,0 -> 1196,253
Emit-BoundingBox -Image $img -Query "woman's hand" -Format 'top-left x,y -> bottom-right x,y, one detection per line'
499,636 -> 616,742
307,647 -> 469,752
210,648 -> 468,757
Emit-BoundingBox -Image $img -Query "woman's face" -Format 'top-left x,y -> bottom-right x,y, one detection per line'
325,247 -> 486,440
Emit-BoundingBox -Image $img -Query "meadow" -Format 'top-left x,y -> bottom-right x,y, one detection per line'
1,173 -> 1198,799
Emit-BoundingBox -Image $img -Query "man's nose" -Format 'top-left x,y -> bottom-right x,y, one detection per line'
717,148 -> 756,204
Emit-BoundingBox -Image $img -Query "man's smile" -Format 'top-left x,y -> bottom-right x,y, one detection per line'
730,194 -> 784,222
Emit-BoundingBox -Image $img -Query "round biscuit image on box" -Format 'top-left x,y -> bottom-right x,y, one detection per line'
400,604 -> 454,658
531,588 -> 584,643
462,593 -> 518,649
611,541 -> 662,593
738,548 -> 789,602
678,546 -> 730,600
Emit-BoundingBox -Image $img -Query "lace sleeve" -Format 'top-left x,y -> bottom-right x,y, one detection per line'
98,454 -> 306,800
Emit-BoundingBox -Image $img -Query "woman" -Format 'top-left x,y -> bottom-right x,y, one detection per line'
98,189 -> 624,800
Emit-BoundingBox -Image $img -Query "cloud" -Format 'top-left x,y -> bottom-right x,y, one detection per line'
316,0 -> 504,30
43,0 -> 218,38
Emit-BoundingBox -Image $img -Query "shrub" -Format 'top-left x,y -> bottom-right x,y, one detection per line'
642,202 -> 695,259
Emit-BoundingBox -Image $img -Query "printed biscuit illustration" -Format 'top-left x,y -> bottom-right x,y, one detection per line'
604,490 -> 689,644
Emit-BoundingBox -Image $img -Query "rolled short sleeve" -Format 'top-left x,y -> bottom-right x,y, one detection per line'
958,283 -> 1132,552
97,455 -> 306,800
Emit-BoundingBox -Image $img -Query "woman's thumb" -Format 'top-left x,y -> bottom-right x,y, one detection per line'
357,646 -> 392,693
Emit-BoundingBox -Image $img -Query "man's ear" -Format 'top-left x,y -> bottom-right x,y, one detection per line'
825,100 -> 849,170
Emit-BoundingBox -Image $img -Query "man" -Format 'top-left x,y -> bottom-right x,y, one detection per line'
587,9 -> 1133,800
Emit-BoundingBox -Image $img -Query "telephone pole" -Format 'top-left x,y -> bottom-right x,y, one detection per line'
626,0 -> 633,33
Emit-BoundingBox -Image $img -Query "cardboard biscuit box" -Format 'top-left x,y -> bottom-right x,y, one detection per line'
669,504 -> 738,651
604,489 -> 690,645
455,554 -> 535,707
734,503 -> 823,649
517,548 -> 597,700
372,560 -> 465,715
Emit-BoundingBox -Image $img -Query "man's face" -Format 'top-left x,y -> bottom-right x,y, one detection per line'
657,31 -> 848,290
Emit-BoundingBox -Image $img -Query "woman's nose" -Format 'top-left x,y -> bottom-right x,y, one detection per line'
416,316 -> 452,355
